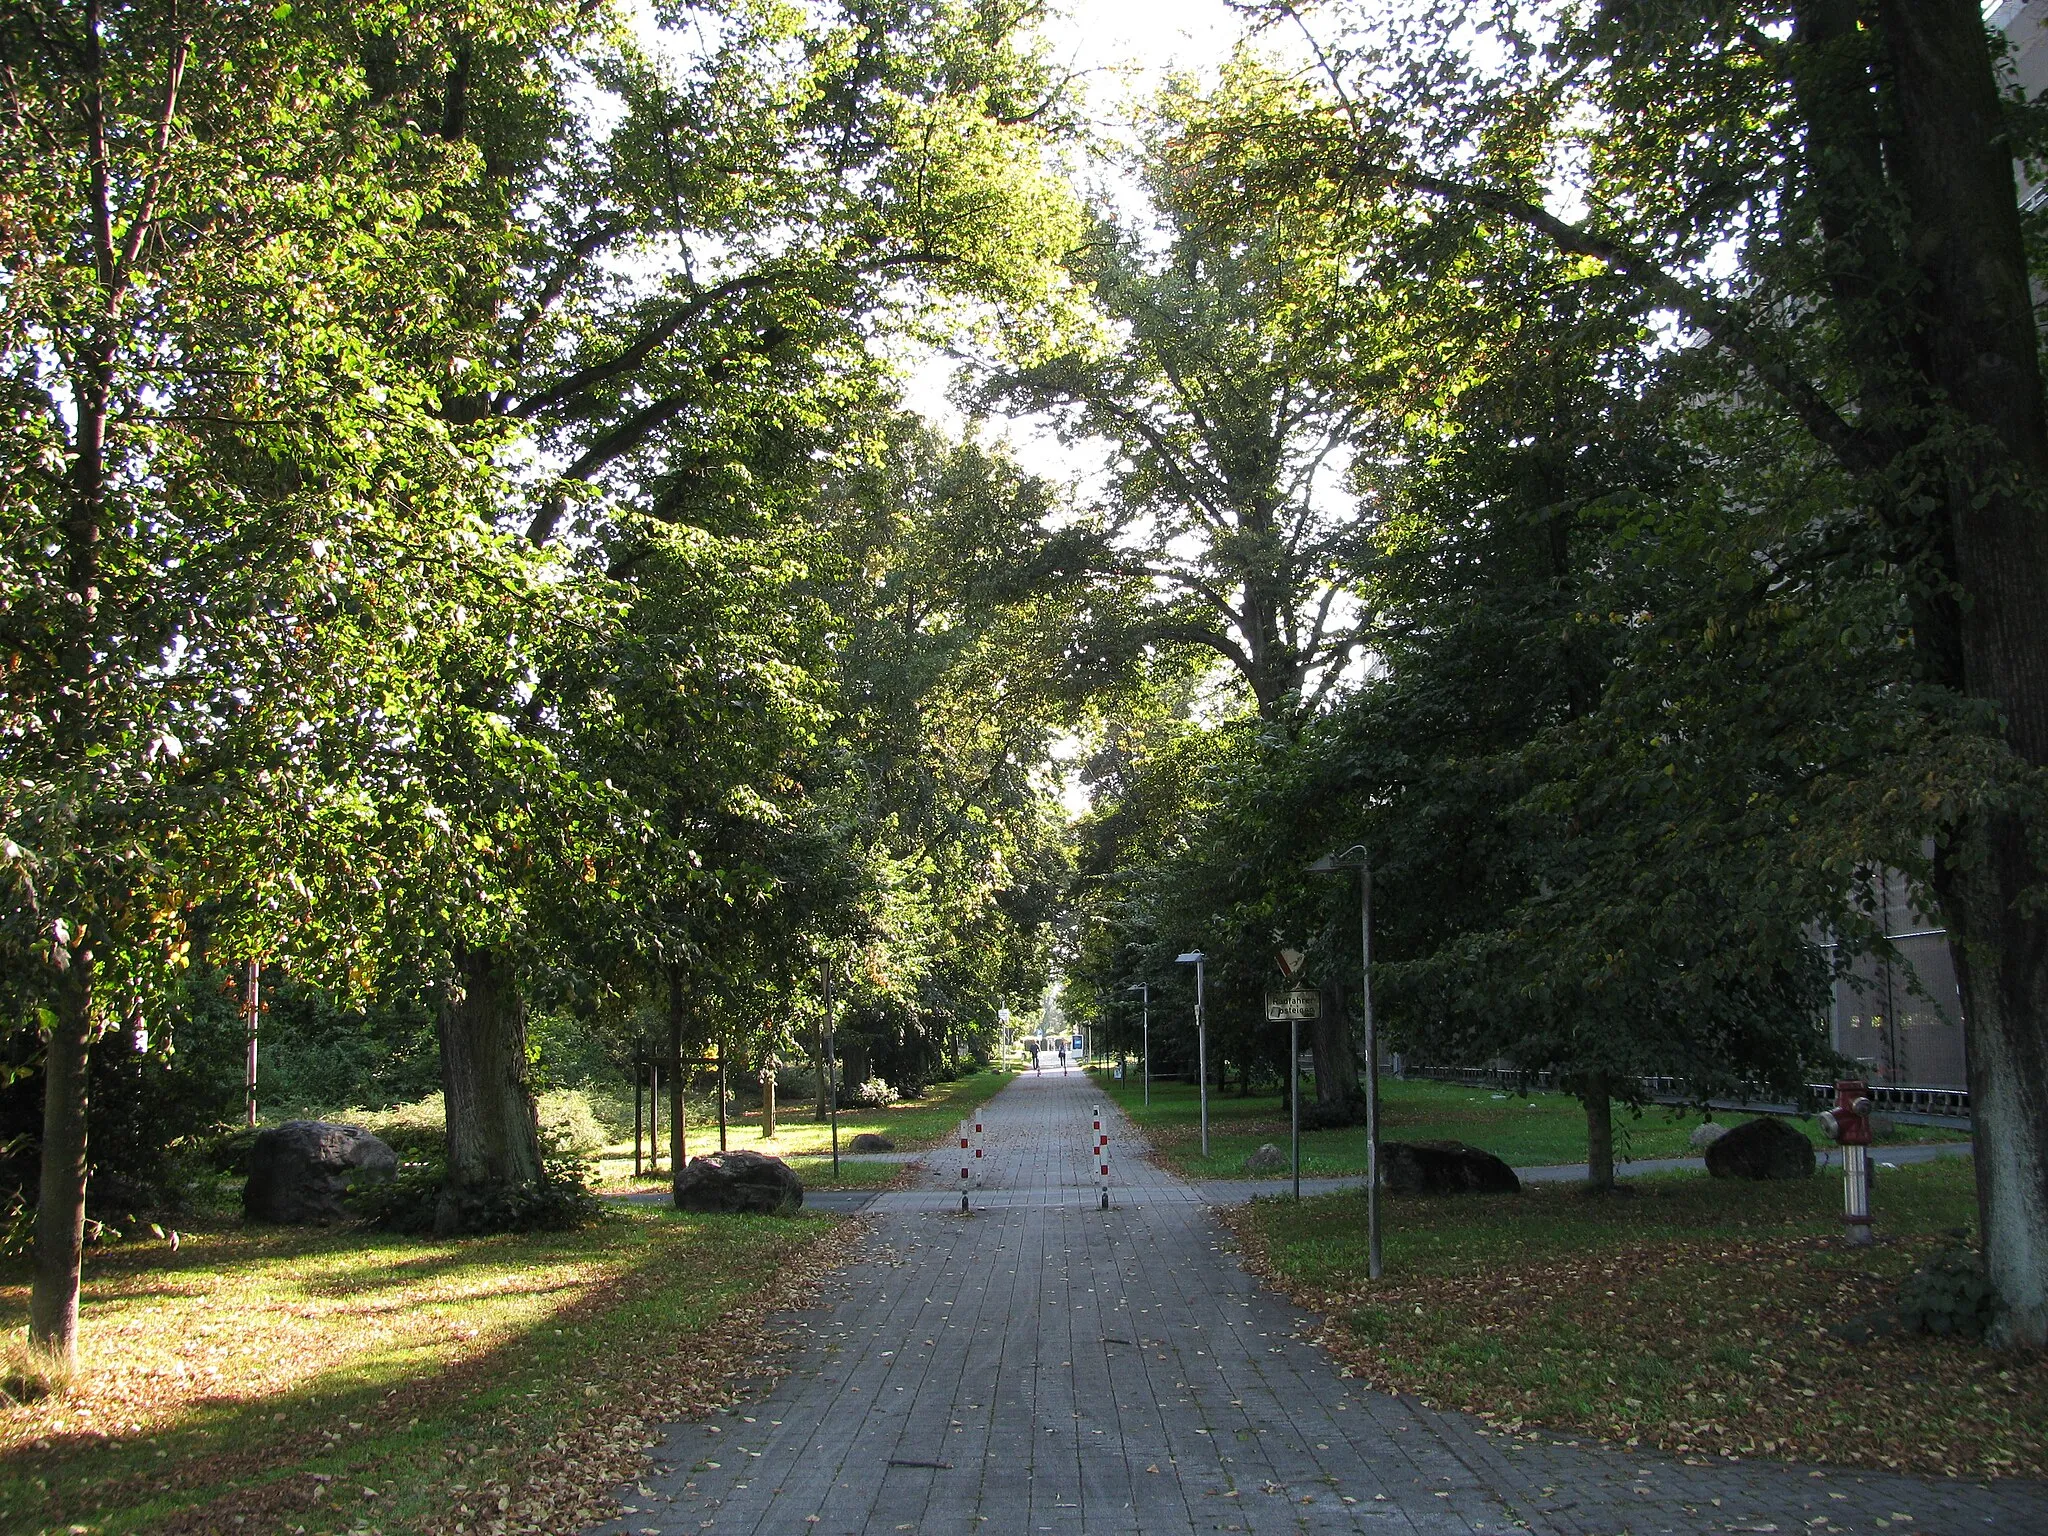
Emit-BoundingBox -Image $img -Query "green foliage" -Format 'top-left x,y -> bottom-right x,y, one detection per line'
1892,1245 -> 2001,1342
982,61 -> 1374,719
844,1076 -> 900,1110
355,1142 -> 602,1235
0,965 -> 248,1214
0,0 -> 592,1005
341,1088 -> 611,1164
256,978 -> 440,1114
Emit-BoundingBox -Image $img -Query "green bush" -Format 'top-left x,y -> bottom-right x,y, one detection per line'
536,1089 -> 610,1156
352,1143 -> 602,1235
336,1088 -> 613,1161
845,1076 -> 899,1110
572,1082 -> 638,1142
347,1094 -> 450,1161
1894,1244 -> 2000,1340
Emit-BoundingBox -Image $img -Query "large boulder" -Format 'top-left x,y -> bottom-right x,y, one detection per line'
1380,1140 -> 1521,1195
1703,1116 -> 1815,1180
848,1132 -> 896,1153
1689,1121 -> 1730,1151
243,1120 -> 397,1224
673,1150 -> 804,1215
1241,1143 -> 1287,1175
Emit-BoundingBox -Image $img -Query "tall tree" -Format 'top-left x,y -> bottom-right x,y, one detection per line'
1228,0 -> 2048,1341
0,0 -> 575,1351
985,63 -> 1375,721
392,0 -> 1088,1215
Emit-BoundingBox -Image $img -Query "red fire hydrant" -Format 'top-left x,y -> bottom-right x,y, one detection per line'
1818,1080 -> 1874,1246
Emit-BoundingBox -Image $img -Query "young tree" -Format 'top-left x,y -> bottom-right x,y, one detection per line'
0,0 -> 576,1350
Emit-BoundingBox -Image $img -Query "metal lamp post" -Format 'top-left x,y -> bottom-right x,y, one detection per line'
822,955 -> 840,1176
1175,951 -> 1208,1157
1125,982 -> 1151,1105
1309,847 -> 1381,1281
1290,1006 -> 1301,1202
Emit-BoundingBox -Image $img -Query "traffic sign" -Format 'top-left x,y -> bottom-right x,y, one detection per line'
1264,987 -> 1320,1021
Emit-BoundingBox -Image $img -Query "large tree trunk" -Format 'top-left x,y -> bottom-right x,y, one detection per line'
1876,0 -> 2048,1348
436,946 -> 544,1233
30,956 -> 94,1362
1579,1072 -> 1615,1194
1936,848 -> 2048,1346
1312,980 -> 1361,1108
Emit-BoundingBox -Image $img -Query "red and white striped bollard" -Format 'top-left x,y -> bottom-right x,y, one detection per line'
1094,1103 -> 1110,1209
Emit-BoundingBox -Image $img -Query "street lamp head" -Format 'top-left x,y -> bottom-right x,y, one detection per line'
1307,845 -> 1368,875
1125,982 -> 1146,994
1175,951 -> 1204,964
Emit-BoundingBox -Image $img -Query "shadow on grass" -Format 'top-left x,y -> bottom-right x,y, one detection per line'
0,1205 -> 834,1536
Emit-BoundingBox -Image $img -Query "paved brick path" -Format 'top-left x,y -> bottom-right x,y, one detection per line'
588,1068 -> 2046,1536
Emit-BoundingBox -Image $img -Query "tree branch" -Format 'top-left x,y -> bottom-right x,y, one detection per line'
507,270 -> 781,421
1142,618 -> 1257,681
1356,158 -> 1882,478
116,20 -> 186,282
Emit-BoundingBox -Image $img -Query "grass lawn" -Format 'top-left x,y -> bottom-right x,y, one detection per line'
1223,1156 -> 2043,1481
592,1068 -> 1011,1191
0,1205 -> 848,1535
1094,1072 -> 1968,1179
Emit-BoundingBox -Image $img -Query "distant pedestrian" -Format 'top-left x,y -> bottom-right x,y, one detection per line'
1057,1044 -> 1067,1075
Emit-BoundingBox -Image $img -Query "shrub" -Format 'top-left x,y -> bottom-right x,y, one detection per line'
1832,1238 -> 2002,1345
1298,1096 -> 1367,1132
775,1064 -> 819,1101
1894,1244 -> 2000,1340
0,1194 -> 33,1260
347,1093 -> 450,1161
571,1083 -> 638,1142
0,1339 -> 74,1405
845,1077 -> 898,1110
536,1089 -> 609,1156
354,1144 -> 602,1235
328,1088 -> 611,1161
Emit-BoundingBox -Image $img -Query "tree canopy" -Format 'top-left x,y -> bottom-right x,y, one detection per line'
7,0 -> 2048,1358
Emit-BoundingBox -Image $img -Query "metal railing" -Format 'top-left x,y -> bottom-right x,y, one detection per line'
1404,1065 -> 1972,1121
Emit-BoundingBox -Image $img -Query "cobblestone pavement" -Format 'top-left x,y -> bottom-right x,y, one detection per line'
586,1068 -> 2046,1536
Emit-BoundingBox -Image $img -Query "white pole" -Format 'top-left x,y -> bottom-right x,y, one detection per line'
1290,1011 -> 1301,1201
1142,987 -> 1151,1107
1844,1144 -> 1872,1245
1361,861 -> 1381,1280
1196,958 -> 1209,1159
823,959 -> 840,1176
959,1119 -> 971,1212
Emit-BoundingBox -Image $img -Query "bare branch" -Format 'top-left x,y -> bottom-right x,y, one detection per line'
117,21 -> 187,281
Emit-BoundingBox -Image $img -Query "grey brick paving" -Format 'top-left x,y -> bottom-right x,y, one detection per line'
586,1068 -> 2047,1536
